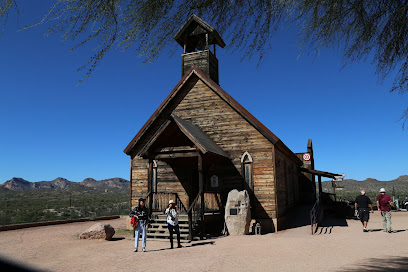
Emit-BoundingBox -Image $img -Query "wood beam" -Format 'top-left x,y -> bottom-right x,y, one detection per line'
198,153 -> 205,240
138,120 -> 171,157
318,175 -> 322,197
152,152 -> 199,160
148,159 -> 153,214
153,146 -> 196,153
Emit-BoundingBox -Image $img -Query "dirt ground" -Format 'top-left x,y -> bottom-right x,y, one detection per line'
1,212 -> 408,272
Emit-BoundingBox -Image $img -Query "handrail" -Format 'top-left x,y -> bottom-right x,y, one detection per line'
310,199 -> 320,235
174,193 -> 187,213
187,193 -> 201,214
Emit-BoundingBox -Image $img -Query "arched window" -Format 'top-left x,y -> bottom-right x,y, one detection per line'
241,152 -> 253,189
152,160 -> 158,193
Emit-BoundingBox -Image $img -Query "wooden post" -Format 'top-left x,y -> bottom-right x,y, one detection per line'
318,175 -> 322,199
148,159 -> 153,214
198,153 -> 205,240
188,209 -> 193,241
129,158 -> 133,211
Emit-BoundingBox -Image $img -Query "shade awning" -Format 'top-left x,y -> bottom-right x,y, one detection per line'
300,168 -> 340,179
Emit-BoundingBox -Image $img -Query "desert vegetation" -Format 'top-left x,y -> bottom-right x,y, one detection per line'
0,187 -> 129,225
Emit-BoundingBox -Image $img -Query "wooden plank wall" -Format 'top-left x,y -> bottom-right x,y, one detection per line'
156,160 -> 189,209
131,156 -> 149,207
274,147 -> 301,217
173,79 -> 276,219
129,76 -> 303,220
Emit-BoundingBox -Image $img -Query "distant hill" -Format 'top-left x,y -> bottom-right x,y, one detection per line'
80,178 -> 129,190
2,178 -> 33,191
322,175 -> 408,197
0,177 -> 129,192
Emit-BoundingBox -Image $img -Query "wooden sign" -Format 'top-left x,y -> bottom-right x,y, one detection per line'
211,175 -> 219,187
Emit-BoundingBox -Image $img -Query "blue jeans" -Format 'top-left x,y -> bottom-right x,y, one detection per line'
135,220 -> 147,249
167,223 -> 181,248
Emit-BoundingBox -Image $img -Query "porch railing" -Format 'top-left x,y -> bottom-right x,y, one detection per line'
310,199 -> 320,235
187,193 -> 202,240
203,192 -> 223,212
145,192 -> 187,214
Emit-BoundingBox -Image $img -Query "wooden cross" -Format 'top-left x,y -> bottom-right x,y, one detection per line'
190,0 -> 211,17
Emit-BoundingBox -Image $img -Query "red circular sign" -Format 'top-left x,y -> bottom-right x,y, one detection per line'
303,153 -> 311,161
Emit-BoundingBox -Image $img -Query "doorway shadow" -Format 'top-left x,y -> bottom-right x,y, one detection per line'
281,204 -> 314,230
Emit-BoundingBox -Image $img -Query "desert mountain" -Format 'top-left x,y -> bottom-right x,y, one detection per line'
33,177 -> 74,190
322,175 -> 408,193
0,177 -> 129,191
1,177 -> 32,191
80,177 -> 129,189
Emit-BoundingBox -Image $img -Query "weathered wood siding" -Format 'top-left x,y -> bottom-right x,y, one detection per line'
173,79 -> 276,219
131,156 -> 149,207
182,50 -> 218,83
129,75 -> 303,220
156,161 -> 189,208
274,147 -> 300,217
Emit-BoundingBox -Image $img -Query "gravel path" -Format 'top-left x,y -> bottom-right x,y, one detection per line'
1,212 -> 408,272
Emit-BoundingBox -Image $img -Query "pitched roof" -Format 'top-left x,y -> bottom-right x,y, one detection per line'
171,114 -> 228,157
124,65 -> 302,166
174,14 -> 226,50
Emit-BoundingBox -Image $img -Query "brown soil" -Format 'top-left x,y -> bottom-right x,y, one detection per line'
1,212 -> 408,272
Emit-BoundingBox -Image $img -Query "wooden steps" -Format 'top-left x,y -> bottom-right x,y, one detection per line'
146,214 -> 190,241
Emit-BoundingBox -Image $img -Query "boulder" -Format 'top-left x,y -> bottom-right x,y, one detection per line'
80,223 -> 115,240
225,189 -> 251,235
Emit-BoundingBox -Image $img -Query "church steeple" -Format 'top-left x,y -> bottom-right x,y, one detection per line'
174,14 -> 225,84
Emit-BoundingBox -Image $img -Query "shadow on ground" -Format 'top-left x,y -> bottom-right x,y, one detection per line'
146,241 -> 215,252
0,257 -> 41,272
340,257 -> 408,272
282,205 -> 348,233
110,237 -> 126,241
282,205 -> 313,230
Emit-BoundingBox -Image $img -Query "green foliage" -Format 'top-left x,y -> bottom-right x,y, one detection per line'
0,187 -> 130,225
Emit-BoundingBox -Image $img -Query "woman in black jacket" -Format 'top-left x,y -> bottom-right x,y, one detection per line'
129,198 -> 149,252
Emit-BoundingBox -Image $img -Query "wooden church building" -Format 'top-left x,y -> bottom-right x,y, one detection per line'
124,15 -> 325,237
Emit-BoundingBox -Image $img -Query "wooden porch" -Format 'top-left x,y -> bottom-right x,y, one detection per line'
144,191 -> 224,240
139,114 -> 229,240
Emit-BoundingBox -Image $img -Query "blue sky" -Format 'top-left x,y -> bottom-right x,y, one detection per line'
0,3 -> 407,183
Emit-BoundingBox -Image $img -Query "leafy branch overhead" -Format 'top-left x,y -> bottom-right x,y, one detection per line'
1,1 -> 408,124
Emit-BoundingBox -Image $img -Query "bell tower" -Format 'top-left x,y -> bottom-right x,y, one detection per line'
174,14 -> 226,84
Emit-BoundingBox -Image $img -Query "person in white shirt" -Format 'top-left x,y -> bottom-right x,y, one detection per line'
165,200 -> 182,249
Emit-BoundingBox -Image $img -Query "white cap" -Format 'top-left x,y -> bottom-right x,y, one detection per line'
379,188 -> 386,193
169,200 -> 175,204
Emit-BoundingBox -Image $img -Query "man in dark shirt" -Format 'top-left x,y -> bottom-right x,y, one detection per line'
354,190 -> 374,232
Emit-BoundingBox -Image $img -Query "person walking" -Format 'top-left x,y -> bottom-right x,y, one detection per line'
376,188 -> 395,233
165,200 -> 182,249
354,190 -> 374,232
129,198 -> 149,252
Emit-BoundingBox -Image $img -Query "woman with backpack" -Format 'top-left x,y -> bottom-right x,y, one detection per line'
129,198 -> 149,252
165,200 -> 182,249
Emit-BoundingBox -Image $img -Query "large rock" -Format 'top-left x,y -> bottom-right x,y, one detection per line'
80,223 -> 115,240
225,190 -> 251,235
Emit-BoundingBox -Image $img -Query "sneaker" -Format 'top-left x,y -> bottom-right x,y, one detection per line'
134,248 -> 138,252
363,229 -> 368,232
388,230 -> 392,233
177,244 -> 183,248
142,248 -> 146,252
